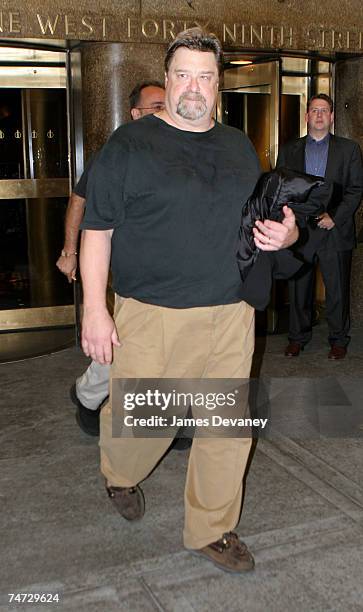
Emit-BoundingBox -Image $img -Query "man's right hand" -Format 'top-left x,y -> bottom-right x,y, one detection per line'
56,253 -> 77,283
81,309 -> 121,365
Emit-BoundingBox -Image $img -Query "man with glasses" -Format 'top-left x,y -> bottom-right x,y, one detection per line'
56,80 -> 165,435
129,80 -> 166,119
277,93 -> 363,360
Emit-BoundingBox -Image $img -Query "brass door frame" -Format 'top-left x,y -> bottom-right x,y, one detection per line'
0,192 -> 74,329
1,305 -> 75,330
0,178 -> 69,199
0,66 -> 66,88
0,179 -> 72,330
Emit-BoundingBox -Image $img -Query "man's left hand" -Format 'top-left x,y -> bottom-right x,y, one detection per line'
253,205 -> 299,251
317,212 -> 335,230
56,253 -> 77,283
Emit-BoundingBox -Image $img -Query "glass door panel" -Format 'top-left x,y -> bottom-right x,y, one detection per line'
0,89 -> 24,179
218,61 -> 279,169
0,83 -> 73,330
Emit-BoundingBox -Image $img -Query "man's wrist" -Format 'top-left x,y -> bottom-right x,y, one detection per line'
61,249 -> 77,257
83,304 -> 109,316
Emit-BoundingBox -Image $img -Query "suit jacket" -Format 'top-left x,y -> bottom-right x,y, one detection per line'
276,134 -> 363,252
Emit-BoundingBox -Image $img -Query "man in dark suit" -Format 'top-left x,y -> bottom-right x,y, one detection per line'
277,93 -> 363,360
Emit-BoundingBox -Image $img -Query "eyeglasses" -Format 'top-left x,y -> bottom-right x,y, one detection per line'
309,107 -> 331,114
135,104 -> 165,111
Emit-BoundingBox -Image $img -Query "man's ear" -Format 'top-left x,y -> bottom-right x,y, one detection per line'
131,108 -> 141,121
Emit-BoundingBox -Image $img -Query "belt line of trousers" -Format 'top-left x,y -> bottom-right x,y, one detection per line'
100,296 -> 255,550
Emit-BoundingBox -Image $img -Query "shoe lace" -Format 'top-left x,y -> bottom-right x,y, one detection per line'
219,532 -> 248,554
107,485 -> 137,498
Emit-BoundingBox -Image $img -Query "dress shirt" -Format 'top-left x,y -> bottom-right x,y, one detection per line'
305,133 -> 330,177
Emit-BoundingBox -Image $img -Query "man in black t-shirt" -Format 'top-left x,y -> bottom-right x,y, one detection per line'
81,28 -> 298,574
56,81 -> 165,436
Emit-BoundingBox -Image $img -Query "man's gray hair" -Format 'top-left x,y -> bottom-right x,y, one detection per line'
164,27 -> 224,75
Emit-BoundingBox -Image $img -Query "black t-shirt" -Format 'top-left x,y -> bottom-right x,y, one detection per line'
82,115 -> 261,308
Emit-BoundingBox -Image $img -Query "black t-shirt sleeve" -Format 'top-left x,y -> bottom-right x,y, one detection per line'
73,165 -> 89,198
73,153 -> 97,198
81,137 -> 127,230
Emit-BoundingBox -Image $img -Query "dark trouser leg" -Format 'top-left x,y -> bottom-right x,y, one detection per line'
288,261 -> 315,345
318,249 -> 352,347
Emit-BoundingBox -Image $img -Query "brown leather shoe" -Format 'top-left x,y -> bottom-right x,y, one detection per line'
190,532 -> 255,574
284,342 -> 303,357
328,346 -> 347,360
106,484 -> 145,521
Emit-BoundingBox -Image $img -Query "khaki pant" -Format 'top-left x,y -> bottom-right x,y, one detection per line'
100,296 -> 255,549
